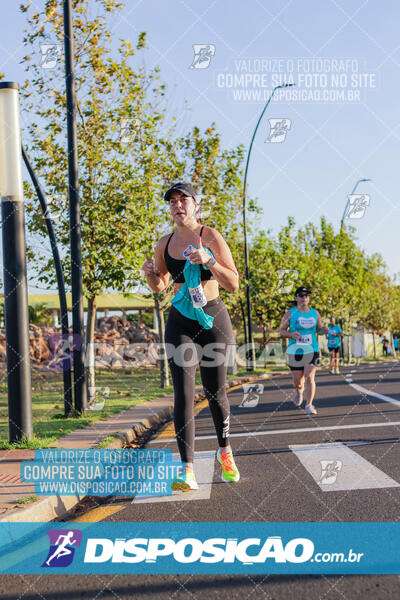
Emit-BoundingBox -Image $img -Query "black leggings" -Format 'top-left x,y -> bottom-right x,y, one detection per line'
164,297 -> 233,463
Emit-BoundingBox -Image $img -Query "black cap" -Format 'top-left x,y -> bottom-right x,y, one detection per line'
294,285 -> 311,296
164,182 -> 198,202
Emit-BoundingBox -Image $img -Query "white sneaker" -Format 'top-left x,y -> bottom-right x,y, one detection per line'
305,404 -> 317,415
293,389 -> 304,407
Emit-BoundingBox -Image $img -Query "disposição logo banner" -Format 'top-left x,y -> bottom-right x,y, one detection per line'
0,522 -> 397,575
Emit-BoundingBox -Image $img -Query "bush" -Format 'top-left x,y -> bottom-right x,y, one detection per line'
29,303 -> 53,325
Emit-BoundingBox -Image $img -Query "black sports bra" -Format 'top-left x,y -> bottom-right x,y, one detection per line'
164,225 -> 214,284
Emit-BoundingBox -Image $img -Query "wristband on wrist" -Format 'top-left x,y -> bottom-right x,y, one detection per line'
207,255 -> 216,267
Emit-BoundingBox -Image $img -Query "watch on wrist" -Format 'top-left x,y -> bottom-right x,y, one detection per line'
207,255 -> 216,267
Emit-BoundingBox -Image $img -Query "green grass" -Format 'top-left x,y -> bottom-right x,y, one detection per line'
363,355 -> 398,362
15,495 -> 38,505
1,436 -> 59,450
95,433 -> 122,448
0,368 -> 175,449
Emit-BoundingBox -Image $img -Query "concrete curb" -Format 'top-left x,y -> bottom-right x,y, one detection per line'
0,373 -> 273,523
0,493 -> 84,523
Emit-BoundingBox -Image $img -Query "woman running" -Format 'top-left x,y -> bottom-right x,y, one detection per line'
141,182 -> 240,490
279,286 -> 329,415
327,316 -> 343,374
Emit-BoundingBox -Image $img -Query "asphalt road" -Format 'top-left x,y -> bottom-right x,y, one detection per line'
1,361 -> 400,599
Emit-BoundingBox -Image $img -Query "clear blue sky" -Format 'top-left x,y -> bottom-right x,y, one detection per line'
1,0 -> 399,294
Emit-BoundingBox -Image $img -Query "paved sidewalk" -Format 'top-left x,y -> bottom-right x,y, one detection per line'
0,373 -> 271,522
0,392 -> 177,522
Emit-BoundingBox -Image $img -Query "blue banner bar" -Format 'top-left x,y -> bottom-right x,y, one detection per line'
20,449 -> 179,496
0,522 -> 400,574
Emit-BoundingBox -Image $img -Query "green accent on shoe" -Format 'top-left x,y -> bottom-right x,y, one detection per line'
329,369 -> 335,374
217,448 -> 240,483
335,369 -> 341,374
172,465 -> 199,491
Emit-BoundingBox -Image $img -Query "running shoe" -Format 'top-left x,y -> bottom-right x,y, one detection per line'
217,448 -> 240,483
335,369 -> 341,375
305,404 -> 317,415
329,369 -> 335,374
172,464 -> 199,492
293,389 -> 304,407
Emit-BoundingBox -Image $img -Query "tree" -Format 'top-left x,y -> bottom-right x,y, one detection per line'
361,258 -> 395,335
249,220 -> 300,334
19,0 -> 179,408
389,283 -> 400,335
247,216 -> 398,364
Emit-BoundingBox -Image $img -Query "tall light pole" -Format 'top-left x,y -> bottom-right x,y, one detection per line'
340,178 -> 371,230
64,0 -> 86,413
242,83 -> 295,371
0,82 -> 32,441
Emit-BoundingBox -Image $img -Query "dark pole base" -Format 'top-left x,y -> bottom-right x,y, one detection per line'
1,199 -> 33,441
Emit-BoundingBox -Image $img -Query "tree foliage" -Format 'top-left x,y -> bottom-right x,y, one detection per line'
248,217 -> 399,336
20,0 -> 175,298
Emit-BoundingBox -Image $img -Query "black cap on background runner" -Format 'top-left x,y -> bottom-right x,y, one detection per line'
294,285 -> 312,296
164,182 -> 198,202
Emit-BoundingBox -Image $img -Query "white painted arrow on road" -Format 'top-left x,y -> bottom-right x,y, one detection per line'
290,442 -> 400,492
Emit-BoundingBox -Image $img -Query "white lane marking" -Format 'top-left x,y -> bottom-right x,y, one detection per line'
349,383 -> 400,407
290,442 -> 400,491
148,420 -> 400,444
131,451 -> 215,504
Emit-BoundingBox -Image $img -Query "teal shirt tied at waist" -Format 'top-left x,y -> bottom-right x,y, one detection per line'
171,245 -> 214,330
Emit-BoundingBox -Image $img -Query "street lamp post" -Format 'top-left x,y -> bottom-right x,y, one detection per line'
340,178 -> 371,230
63,0 -> 87,413
0,82 -> 33,442
242,83 -> 295,371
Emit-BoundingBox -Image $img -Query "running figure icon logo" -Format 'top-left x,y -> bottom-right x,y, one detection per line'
88,386 -> 110,411
345,194 -> 370,219
42,529 -> 82,568
318,460 -> 343,484
44,194 -> 64,222
265,119 -> 291,143
39,36 -> 62,69
239,383 -> 264,408
119,117 -> 141,143
276,269 -> 298,294
189,44 -> 216,69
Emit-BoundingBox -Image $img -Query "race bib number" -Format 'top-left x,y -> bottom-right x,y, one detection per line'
297,334 -> 312,345
189,285 -> 207,308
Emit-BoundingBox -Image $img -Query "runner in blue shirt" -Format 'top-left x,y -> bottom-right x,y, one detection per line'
279,286 -> 329,415
327,316 -> 343,375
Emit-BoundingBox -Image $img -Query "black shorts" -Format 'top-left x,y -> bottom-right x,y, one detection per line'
287,351 -> 320,371
328,346 -> 340,356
